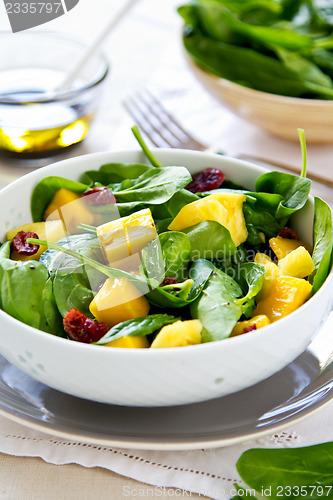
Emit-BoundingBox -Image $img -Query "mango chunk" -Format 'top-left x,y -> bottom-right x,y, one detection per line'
97,208 -> 157,269
44,188 -> 94,233
253,276 -> 312,323
231,315 -> 270,337
254,253 -> 280,301
150,319 -> 202,348
7,220 -> 66,261
106,335 -> 149,348
168,192 -> 248,247
269,236 -> 312,260
89,277 -> 150,327
278,246 -> 315,279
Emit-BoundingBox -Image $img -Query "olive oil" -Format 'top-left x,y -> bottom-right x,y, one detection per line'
0,114 -> 93,154
0,69 -> 97,156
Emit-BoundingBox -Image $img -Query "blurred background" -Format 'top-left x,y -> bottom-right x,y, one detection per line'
0,0 -> 333,203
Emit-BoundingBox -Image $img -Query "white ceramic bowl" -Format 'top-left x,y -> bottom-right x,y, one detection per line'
0,149 -> 332,407
185,53 -> 333,144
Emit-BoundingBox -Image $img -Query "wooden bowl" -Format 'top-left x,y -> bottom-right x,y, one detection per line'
185,53 -> 333,144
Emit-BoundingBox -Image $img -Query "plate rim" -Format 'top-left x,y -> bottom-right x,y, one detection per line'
0,360 -> 333,450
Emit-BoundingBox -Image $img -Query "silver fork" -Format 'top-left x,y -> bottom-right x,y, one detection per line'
123,89 -> 207,151
123,88 -> 333,192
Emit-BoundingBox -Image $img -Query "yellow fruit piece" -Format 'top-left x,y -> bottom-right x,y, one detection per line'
269,236 -> 312,260
89,276 -> 150,327
105,335 -> 149,348
254,253 -> 280,301
278,246 -> 315,279
231,315 -> 270,337
168,192 -> 248,247
253,276 -> 312,323
7,220 -> 66,261
97,208 -> 157,269
150,319 -> 202,348
43,188 -> 94,233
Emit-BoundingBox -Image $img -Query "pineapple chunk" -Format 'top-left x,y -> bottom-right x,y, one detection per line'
97,208 -> 157,269
253,276 -> 312,323
269,236 -> 312,260
168,193 -> 248,247
150,319 -> 202,348
44,188 -> 94,233
254,253 -> 280,301
7,220 -> 66,261
278,246 -> 315,279
106,336 -> 149,348
231,315 -> 270,337
89,277 -> 150,327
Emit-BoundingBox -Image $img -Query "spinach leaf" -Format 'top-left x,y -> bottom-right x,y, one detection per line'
31,176 -> 89,223
310,196 -> 333,294
34,239 -> 214,310
236,262 -> 266,304
181,220 -> 237,260
90,167 -> 193,217
155,218 -> 173,234
179,0 -> 333,99
182,29 -> 321,97
276,45 -> 333,88
236,443 -> 333,499
143,259 -> 214,309
80,163 -> 154,187
151,189 -> 199,219
40,234 -> 105,317
190,267 -> 243,342
114,166 -> 192,204
243,201 -> 285,246
95,314 -> 179,345
255,171 -> 311,219
159,231 -> 191,280
0,242 -> 63,335
41,277 -> 65,336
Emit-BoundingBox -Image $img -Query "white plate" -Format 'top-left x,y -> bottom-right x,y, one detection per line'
1,312 -> 333,451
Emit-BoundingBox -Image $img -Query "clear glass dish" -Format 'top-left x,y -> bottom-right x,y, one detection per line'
0,32 -> 109,158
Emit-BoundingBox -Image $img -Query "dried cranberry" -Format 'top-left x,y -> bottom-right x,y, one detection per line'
243,325 -> 257,333
82,186 -> 118,205
63,308 -> 109,343
278,227 -> 298,240
161,276 -> 178,287
11,231 -> 39,256
186,168 -> 225,193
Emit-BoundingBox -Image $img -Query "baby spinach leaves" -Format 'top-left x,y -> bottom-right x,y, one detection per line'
113,166 -> 192,209
179,0 -> 333,99
190,267 -> 243,342
95,314 -> 179,345
158,231 -> 191,280
80,163 -> 154,188
255,171 -> 311,219
40,234 -> 105,318
31,176 -> 89,223
191,261 -> 265,342
181,220 -> 237,260
0,243 -> 64,335
310,197 -> 333,294
236,443 -> 333,500
236,262 -> 266,304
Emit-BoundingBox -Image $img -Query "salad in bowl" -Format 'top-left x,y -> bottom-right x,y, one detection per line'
0,128 -> 332,406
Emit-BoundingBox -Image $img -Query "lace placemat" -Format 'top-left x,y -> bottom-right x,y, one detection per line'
1,398 -> 333,500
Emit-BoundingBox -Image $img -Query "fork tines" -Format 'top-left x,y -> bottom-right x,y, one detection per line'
123,89 -> 205,150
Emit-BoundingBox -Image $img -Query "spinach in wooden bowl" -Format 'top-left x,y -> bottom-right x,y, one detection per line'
178,0 -> 333,99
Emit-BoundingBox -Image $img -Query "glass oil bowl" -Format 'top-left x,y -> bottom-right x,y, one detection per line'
0,32 -> 109,159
